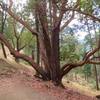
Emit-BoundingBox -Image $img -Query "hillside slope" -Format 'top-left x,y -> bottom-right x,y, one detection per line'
0,57 -> 97,100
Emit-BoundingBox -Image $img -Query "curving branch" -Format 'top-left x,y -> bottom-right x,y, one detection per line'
0,2 -> 38,36
87,60 -> 100,65
90,56 -> 100,60
55,0 -> 100,23
60,11 -> 74,31
0,33 -> 48,79
74,9 -> 100,22
63,8 -> 100,23
61,43 -> 100,77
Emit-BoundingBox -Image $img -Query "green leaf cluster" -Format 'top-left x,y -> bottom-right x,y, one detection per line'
80,0 -> 94,14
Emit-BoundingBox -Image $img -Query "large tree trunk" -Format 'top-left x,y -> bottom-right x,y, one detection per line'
50,28 -> 61,85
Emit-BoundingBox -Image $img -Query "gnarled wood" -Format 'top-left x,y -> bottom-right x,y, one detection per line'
0,33 -> 48,80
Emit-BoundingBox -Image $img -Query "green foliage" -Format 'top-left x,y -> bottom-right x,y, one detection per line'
80,0 -> 94,14
95,0 -> 100,6
19,31 -> 33,47
83,64 -> 91,76
22,32 -> 36,56
28,0 -> 39,9
60,34 -> 81,63
4,16 -> 36,56
4,17 -> 14,40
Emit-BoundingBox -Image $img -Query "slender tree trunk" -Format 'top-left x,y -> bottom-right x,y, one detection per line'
1,43 -> 7,58
15,39 -> 20,62
1,11 -> 7,58
94,65 -> 99,90
34,8 -> 40,77
36,36 -> 40,64
35,9 -> 40,65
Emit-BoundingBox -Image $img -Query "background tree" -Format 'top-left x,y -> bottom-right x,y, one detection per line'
0,0 -> 7,58
0,0 -> 100,86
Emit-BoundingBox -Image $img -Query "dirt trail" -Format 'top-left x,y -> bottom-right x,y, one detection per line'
0,57 -> 57,100
0,77 -> 57,100
0,51 -> 97,100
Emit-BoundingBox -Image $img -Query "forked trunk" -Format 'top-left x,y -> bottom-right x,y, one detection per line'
39,27 -> 62,85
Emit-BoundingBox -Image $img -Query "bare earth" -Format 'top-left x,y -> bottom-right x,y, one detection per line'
0,77 -> 56,100
0,58 -> 98,100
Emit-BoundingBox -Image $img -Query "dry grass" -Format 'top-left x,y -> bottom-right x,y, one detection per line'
63,79 -> 100,97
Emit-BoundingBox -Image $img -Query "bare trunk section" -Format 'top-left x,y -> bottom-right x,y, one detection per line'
33,37 -> 40,78
94,65 -> 99,90
50,28 -> 61,85
34,8 -> 40,77
15,38 -> 20,62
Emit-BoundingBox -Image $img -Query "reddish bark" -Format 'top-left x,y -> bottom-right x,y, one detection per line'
0,0 -> 100,86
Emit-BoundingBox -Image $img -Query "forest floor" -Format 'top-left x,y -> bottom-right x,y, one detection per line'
0,57 -> 98,100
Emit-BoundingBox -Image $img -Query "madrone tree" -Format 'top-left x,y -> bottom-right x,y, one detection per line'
0,0 -> 100,86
